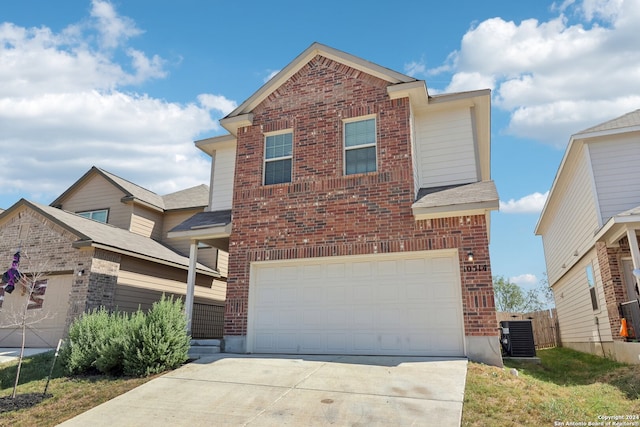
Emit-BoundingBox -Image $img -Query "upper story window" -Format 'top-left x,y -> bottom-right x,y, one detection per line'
344,116 -> 377,175
77,209 -> 108,223
264,131 -> 292,185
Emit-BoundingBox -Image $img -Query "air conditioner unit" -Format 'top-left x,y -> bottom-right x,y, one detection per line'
500,320 -> 536,357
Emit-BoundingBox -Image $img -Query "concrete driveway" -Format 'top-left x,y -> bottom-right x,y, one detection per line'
59,354 -> 467,426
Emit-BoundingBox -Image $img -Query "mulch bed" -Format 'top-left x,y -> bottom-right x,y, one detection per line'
0,393 -> 51,413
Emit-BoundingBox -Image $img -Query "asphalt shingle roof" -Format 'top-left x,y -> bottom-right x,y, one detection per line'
162,185 -> 209,210
169,210 -> 232,233
413,181 -> 499,209
12,200 -> 217,275
578,109 -> 640,135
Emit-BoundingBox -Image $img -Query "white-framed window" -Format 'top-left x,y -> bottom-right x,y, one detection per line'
344,116 -> 377,175
77,209 -> 108,223
586,263 -> 598,311
264,131 -> 293,185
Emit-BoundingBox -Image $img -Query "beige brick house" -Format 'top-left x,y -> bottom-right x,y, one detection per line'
173,43 -> 502,366
0,167 -> 226,347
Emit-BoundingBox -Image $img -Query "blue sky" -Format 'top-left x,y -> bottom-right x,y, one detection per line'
1,0 -> 639,294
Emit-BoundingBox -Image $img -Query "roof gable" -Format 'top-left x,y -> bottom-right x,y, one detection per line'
51,166 -> 165,210
220,42 -> 418,134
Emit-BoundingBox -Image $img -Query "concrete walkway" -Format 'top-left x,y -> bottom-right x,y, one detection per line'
0,347 -> 53,364
59,354 -> 467,426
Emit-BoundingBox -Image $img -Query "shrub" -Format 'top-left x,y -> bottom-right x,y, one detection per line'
94,311 -> 131,375
123,295 -> 190,376
61,308 -> 112,375
61,294 -> 191,377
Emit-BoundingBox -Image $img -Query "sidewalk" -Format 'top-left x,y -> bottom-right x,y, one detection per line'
0,348 -> 53,364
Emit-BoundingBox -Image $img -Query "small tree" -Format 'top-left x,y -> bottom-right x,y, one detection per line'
493,275 -> 544,313
0,250 -> 53,398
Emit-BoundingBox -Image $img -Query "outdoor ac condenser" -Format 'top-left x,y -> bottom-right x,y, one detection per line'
500,320 -> 536,357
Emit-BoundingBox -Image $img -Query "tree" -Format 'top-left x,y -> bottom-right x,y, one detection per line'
0,250 -> 53,398
493,275 -> 545,313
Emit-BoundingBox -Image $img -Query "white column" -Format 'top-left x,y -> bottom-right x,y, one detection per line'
185,241 -> 198,336
626,227 -> 640,270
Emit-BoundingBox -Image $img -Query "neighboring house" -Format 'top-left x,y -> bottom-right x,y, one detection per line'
172,43 -> 501,366
536,109 -> 640,364
0,167 -> 226,347
50,166 -> 228,277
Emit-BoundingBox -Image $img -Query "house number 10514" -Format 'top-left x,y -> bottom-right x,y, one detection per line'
464,265 -> 488,272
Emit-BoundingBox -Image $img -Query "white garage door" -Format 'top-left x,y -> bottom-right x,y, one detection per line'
248,250 -> 465,356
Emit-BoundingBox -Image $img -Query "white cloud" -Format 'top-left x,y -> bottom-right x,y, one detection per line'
90,0 -> 142,49
510,274 -> 539,287
404,60 -> 426,77
500,191 -> 549,214
0,1 -> 234,204
264,69 -> 280,83
431,0 -> 640,146
197,94 -> 237,115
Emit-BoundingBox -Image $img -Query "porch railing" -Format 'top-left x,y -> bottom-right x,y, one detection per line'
620,300 -> 640,341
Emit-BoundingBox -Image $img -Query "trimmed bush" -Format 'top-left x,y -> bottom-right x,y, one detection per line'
94,310 -> 131,375
61,308 -> 112,375
123,295 -> 190,376
61,294 -> 191,377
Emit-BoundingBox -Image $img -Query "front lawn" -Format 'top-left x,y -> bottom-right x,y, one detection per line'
462,347 -> 640,426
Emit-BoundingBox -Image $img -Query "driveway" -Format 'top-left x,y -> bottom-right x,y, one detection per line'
59,354 -> 467,426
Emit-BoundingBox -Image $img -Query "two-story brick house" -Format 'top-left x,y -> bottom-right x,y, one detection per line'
172,43 -> 501,365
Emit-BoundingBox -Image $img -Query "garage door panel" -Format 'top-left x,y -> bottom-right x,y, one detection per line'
302,309 -> 325,327
354,333 -> 377,351
302,286 -> 324,304
327,334 -> 347,352
326,308 -> 347,325
352,261 -> 373,277
405,258 -> 428,275
250,251 -> 464,356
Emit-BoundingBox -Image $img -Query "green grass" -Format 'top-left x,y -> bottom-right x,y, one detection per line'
0,351 -> 154,426
462,347 -> 640,426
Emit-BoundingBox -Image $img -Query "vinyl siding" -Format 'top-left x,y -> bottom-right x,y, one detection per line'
554,249 -> 612,344
413,106 -> 478,188
211,146 -> 237,210
57,174 -> 132,230
130,205 -> 163,240
117,270 -> 224,301
588,133 -> 640,223
540,146 -> 600,284
113,284 -> 223,313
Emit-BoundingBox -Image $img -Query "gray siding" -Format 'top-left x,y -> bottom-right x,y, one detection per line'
540,144 -> 600,284
554,249 -> 611,344
589,133 -> 640,223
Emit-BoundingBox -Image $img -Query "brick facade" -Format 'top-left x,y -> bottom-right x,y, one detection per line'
0,207 -> 95,332
225,55 -> 497,338
597,237 -> 640,341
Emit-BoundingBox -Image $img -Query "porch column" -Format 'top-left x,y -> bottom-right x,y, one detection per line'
185,240 -> 198,336
626,227 -> 640,271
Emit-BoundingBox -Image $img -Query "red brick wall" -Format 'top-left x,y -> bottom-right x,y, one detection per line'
225,55 -> 497,338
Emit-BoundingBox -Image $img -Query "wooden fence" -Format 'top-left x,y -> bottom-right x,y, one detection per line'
497,309 -> 560,349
